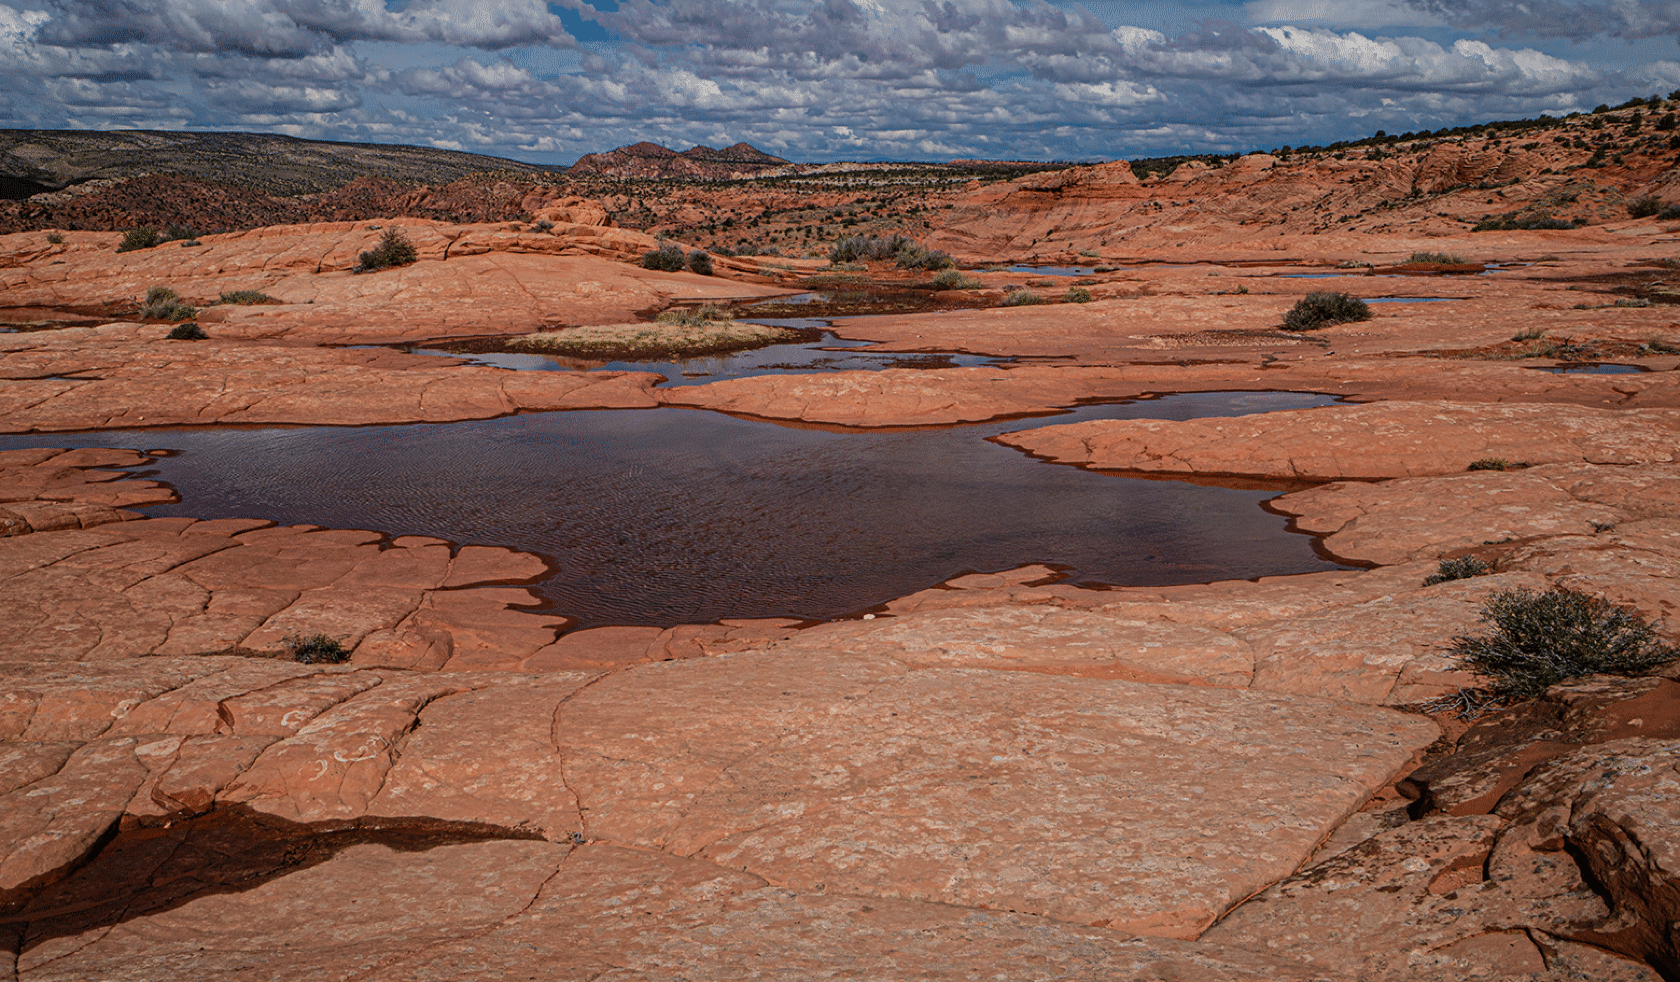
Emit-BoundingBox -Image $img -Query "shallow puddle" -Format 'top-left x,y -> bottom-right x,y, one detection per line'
1539,363 -> 1646,375
2,392 -> 1345,627
411,327 -> 1009,387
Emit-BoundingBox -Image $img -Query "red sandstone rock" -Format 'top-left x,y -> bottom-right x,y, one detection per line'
996,401 -> 1680,482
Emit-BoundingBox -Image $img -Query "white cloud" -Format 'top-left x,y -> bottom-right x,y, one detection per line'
1243,0 -> 1444,28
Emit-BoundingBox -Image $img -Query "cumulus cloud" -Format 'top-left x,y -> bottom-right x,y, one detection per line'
1400,0 -> 1680,42
0,0 -> 1676,163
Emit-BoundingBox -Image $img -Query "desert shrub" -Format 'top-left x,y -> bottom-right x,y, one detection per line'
1511,327 -> 1547,341
656,302 -> 732,327
930,270 -> 981,290
534,219 -> 555,232
45,231 -> 63,245
217,289 -> 274,305
1001,288 -> 1047,306
1408,250 -> 1465,264
140,286 -> 198,322
1449,588 -> 1678,700
1629,195 -> 1666,218
687,250 -> 713,276
285,633 -> 350,665
1064,286 -> 1094,303
117,226 -> 161,253
893,243 -> 955,270
1473,212 -> 1575,231
162,224 -> 196,243
1283,291 -> 1372,331
166,323 -> 208,340
1078,249 -> 1099,258
1468,457 -> 1515,471
829,234 -> 914,264
358,228 -> 418,271
641,243 -> 686,272
1424,555 -> 1491,586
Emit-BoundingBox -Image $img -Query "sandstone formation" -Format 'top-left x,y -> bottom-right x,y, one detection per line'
996,401 -> 1680,482
567,140 -> 790,180
2,113 -> 1680,978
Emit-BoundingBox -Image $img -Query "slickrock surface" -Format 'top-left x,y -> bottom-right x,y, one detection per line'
660,357 -> 1680,428
1,221 -> 785,344
996,401 -> 1680,482
0,326 -> 662,431
0,447 -> 174,534
16,840 -> 1346,982
0,650 -> 1435,941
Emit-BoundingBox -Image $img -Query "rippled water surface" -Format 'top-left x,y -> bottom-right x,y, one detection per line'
3,392 -> 1344,626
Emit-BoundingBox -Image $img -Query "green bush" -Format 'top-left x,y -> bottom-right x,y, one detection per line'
641,243 -> 686,272
893,242 -> 955,270
217,290 -> 274,305
1511,327 -> 1546,341
687,250 -> 713,276
1629,195 -> 1666,218
1424,555 -> 1490,586
1468,457 -> 1515,471
117,226 -> 161,253
1063,286 -> 1094,303
162,224 -> 196,243
166,323 -> 208,340
357,228 -> 418,271
1408,250 -> 1465,264
829,234 -> 914,263
45,231 -> 63,245
1450,588 -> 1678,700
285,633 -> 350,665
1283,291 -> 1372,331
1473,212 -> 1575,231
1002,288 -> 1048,306
930,270 -> 981,290
140,286 -> 198,322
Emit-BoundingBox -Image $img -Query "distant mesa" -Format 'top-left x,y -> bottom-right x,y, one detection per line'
567,141 -> 790,179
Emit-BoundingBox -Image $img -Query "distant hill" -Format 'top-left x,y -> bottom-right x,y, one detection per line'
567,141 -> 789,179
0,129 -> 555,199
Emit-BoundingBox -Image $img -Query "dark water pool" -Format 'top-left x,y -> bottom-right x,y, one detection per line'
1538,363 -> 1646,375
2,392 -> 1345,627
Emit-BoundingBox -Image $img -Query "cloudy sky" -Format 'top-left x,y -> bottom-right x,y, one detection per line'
2,0 -> 1677,165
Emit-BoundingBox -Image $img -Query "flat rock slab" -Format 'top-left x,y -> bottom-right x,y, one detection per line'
557,650 -> 1438,938
659,360 -> 1680,429
0,510 -> 563,666
1274,462 -> 1680,574
0,328 -> 661,431
0,221 -> 783,344
15,840 -> 1349,982
996,401 -> 1680,482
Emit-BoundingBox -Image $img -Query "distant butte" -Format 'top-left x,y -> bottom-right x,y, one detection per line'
566,141 -> 790,179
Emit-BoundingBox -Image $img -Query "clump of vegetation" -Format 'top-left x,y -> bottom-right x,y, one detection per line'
1512,327 -> 1547,342
1628,195 -> 1668,218
140,286 -> 198,322
1001,288 -> 1048,306
642,242 -> 686,271
1408,251 -> 1466,264
1063,286 -> 1094,303
687,250 -> 713,276
1468,457 -> 1517,471
533,219 -> 555,233
828,234 -> 954,270
655,302 -> 731,327
166,323 -> 208,340
1424,555 -> 1491,586
1472,211 -> 1576,232
285,633 -> 351,665
217,290 -> 275,305
117,226 -> 161,253
1448,588 -> 1678,701
46,232 -> 64,245
930,270 -> 982,290
1283,291 -> 1372,331
357,228 -> 418,271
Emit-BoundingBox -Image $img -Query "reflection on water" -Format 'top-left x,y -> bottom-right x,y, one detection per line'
0,392 -> 1344,627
